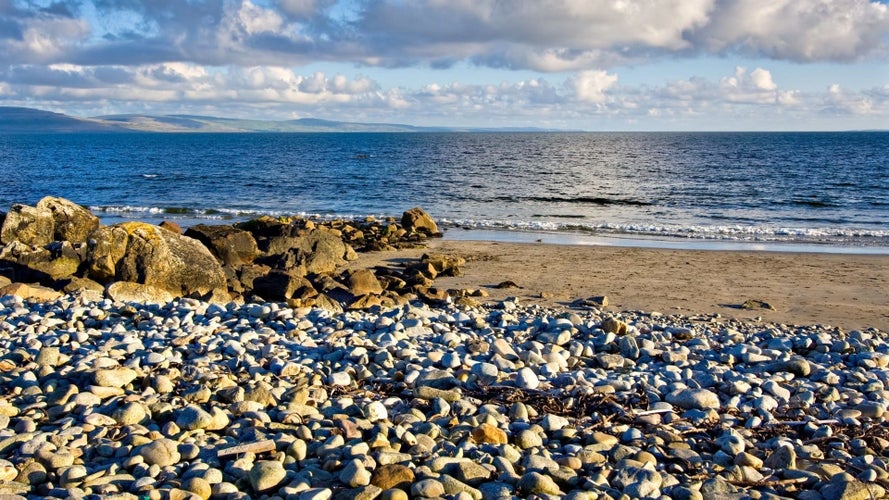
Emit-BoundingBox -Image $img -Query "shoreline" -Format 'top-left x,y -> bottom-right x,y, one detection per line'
442,227 -> 889,255
352,238 -> 889,331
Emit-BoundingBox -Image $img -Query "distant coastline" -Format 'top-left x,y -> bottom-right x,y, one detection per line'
3,106 -> 887,134
0,106 -> 565,134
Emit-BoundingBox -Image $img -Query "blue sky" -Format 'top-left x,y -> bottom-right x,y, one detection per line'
1,0 -> 887,130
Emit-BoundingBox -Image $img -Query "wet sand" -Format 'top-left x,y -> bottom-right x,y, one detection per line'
352,239 -> 889,331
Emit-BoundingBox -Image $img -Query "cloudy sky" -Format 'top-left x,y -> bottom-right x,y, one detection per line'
1,0 -> 888,130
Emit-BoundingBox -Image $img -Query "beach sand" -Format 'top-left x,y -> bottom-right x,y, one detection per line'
352,239 -> 889,331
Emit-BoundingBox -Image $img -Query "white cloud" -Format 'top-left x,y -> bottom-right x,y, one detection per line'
568,70 -> 618,104
698,0 -> 889,62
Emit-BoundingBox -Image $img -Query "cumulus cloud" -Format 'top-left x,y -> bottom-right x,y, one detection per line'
568,70 -> 618,104
696,0 -> 889,62
3,0 -> 888,69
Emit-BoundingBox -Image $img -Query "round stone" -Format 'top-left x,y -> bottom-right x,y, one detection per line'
137,438 -> 181,467
249,460 -> 286,492
514,368 -> 540,390
666,388 -> 720,410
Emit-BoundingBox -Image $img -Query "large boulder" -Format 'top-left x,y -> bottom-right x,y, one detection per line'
184,224 -> 260,267
86,222 -> 226,297
0,204 -> 54,246
256,229 -> 348,275
35,196 -> 99,244
401,207 -> 439,235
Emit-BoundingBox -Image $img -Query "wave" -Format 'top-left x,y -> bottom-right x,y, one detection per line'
439,218 -> 889,246
494,195 -> 654,206
87,204 -> 889,247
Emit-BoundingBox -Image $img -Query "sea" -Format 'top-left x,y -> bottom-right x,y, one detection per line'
1,131 -> 887,253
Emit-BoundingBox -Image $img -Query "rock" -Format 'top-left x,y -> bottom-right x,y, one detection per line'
741,299 -> 775,310
35,196 -> 99,244
340,460 -> 372,488
471,423 -> 508,445
370,464 -> 414,490
249,460 -> 286,492
94,367 -> 138,388
601,316 -> 630,335
252,269 -> 312,301
182,477 -> 212,500
0,240 -> 83,282
112,402 -> 149,425
517,471 -> 561,496
176,405 -> 214,431
159,221 -> 183,233
452,462 -> 491,486
348,269 -> 383,296
137,438 -> 181,467
666,388 -> 720,410
184,224 -> 260,266
401,207 -> 439,235
514,367 -> 540,390
766,357 -> 811,377
255,228 -> 348,274
763,444 -> 796,470
821,473 -> 882,500
412,479 -> 445,498
515,429 -> 543,449
0,282 -> 61,301
106,281 -> 174,304
421,253 -> 465,277
87,222 -> 226,296
364,400 -> 388,422
0,203 -> 54,246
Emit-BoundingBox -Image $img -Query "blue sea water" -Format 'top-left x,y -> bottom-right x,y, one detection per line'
1,131 -> 887,250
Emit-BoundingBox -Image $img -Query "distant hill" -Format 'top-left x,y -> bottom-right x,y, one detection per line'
0,106 -> 560,133
0,107 -> 127,133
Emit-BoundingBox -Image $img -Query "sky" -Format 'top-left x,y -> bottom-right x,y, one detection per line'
1,0 -> 888,131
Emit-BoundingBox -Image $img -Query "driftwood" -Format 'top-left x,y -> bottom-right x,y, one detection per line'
217,439 -> 276,457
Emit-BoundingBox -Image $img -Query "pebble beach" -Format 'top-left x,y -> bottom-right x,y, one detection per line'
2,275 -> 889,500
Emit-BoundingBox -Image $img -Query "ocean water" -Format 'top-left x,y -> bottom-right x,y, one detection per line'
1,131 -> 887,250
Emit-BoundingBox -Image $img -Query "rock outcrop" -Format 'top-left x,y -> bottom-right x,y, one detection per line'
0,197 -> 462,309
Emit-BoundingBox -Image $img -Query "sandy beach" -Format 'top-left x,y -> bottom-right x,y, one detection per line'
353,239 -> 889,331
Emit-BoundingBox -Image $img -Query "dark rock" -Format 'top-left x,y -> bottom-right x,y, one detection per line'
741,299 -> 776,311
252,269 -> 312,301
236,264 -> 272,291
35,196 -> 99,244
401,207 -> 439,235
86,222 -> 226,297
0,203 -> 54,246
184,224 -> 259,266
0,240 -> 84,283
421,253 -> 465,277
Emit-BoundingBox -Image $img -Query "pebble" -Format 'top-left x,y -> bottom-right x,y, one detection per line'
249,460 -> 286,492
0,291 -> 884,500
